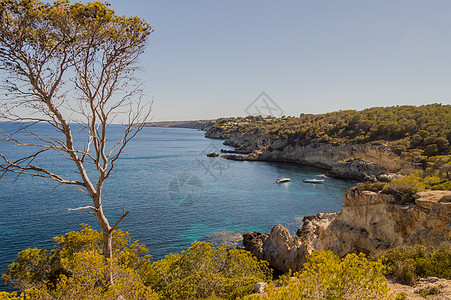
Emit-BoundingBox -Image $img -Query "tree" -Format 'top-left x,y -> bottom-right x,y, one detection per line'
0,0 -> 152,279
1,225 -> 158,299
144,241 -> 271,299
243,251 -> 394,300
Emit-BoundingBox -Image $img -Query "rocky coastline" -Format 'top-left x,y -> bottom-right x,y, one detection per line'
204,122 -> 451,284
205,126 -> 405,181
243,189 -> 451,273
145,120 -> 215,130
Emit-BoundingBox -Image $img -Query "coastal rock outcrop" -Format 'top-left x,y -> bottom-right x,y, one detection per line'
205,127 -> 404,180
243,190 -> 451,272
243,225 -> 309,272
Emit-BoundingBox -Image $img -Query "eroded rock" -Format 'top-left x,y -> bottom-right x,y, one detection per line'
205,126 -> 403,180
243,190 -> 451,272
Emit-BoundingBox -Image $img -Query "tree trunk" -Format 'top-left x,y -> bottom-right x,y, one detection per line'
103,229 -> 114,286
93,195 -> 115,285
102,230 -> 113,260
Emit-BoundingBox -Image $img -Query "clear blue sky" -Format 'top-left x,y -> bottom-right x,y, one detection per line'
108,0 -> 451,121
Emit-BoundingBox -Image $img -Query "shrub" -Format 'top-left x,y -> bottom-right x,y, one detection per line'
353,181 -> 386,192
379,243 -> 451,284
2,224 -> 150,292
382,172 -> 426,203
430,180 -> 451,190
418,285 -> 442,297
1,225 -> 156,299
243,251 -> 394,300
143,241 -> 271,299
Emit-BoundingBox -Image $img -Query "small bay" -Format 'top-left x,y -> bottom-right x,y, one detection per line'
0,125 -> 353,291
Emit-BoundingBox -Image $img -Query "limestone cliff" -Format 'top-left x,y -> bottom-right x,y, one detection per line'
205,126 -> 405,181
243,190 -> 451,272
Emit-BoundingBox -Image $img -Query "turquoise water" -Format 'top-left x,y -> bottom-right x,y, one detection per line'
0,125 -> 353,291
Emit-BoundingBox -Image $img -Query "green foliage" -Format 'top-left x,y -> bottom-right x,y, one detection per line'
214,104 -> 451,156
379,243 -> 451,285
213,105 -> 451,189
395,292 -> 407,300
2,224 -> 150,292
242,251 -> 393,300
353,181 -> 387,192
418,286 -> 442,297
2,226 -> 271,299
27,250 -> 157,300
382,171 -> 426,203
1,224 -> 154,299
143,241 -> 271,299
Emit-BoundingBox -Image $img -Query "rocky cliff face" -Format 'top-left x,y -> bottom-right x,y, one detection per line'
205,127 -> 404,181
243,190 -> 451,272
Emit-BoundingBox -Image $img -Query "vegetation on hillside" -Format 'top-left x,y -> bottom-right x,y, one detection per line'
353,170 -> 451,203
376,243 -> 451,285
0,225 -> 270,299
243,251 -> 394,300
214,104 -> 451,157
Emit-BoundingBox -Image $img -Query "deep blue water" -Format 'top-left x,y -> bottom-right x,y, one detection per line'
0,124 -> 353,291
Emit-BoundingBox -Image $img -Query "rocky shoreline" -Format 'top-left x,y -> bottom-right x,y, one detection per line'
205,126 -> 405,181
204,123 -> 451,287
145,120 -> 215,130
243,190 -> 451,273
200,113 -> 451,297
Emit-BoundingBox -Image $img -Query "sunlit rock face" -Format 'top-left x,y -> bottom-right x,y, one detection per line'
243,190 -> 451,272
206,127 -> 404,181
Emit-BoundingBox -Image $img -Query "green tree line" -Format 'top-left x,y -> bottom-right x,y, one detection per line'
215,104 -> 451,157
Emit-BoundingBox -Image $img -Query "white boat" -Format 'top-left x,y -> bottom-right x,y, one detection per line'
303,178 -> 324,184
275,177 -> 291,183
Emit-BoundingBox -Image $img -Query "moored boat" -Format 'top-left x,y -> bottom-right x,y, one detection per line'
275,177 -> 291,183
303,178 -> 324,184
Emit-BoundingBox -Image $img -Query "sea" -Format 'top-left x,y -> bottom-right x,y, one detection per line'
0,124 -> 354,291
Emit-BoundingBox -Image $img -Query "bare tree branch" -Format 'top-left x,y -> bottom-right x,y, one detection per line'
110,211 -> 129,233
67,206 -> 98,212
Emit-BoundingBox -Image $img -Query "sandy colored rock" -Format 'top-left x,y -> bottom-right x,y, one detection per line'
205,127 -> 404,180
253,282 -> 267,294
244,190 -> 451,272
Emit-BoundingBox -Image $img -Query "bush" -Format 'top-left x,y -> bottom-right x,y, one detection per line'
418,286 -> 442,297
354,181 -> 387,192
382,172 -> 426,203
1,225 -> 156,299
143,241 -> 271,299
379,243 -> 451,285
243,251 -> 394,300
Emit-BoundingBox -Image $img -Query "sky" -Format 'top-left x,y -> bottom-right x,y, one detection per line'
108,1 -> 451,121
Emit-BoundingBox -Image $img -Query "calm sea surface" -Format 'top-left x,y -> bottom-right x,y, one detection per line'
0,124 -> 354,291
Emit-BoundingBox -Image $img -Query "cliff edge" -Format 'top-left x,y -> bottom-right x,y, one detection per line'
205,126 -> 404,181
243,190 -> 451,272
